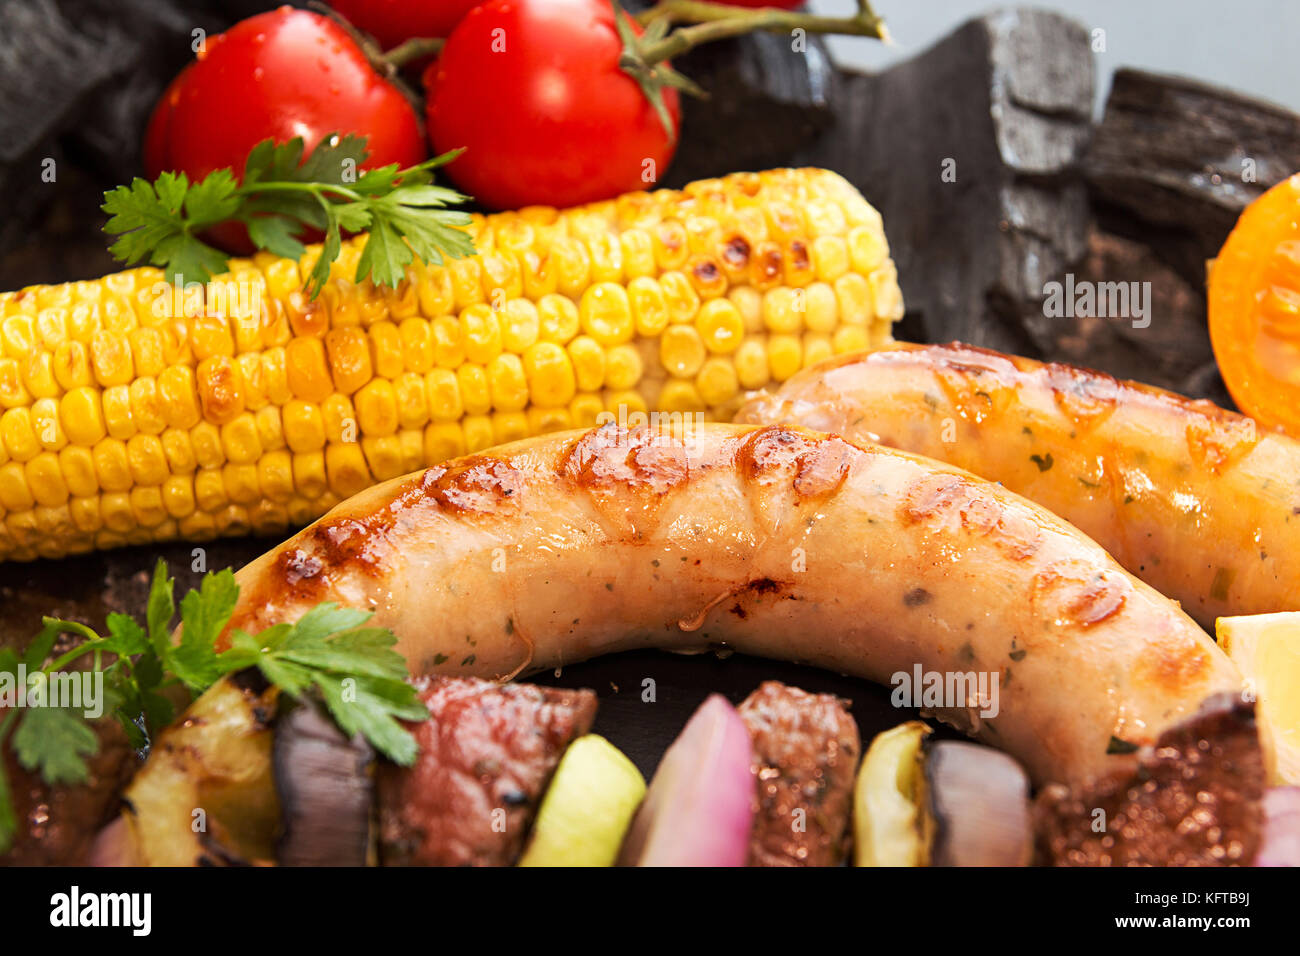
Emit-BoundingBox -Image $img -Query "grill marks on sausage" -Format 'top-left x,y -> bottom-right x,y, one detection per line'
739,682 -> 860,867
559,424 -> 693,539
376,677 -> 597,867
901,472 -> 1042,562
1027,561 -> 1130,630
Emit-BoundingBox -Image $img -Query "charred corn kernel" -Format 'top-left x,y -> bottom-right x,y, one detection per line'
812,235 -> 851,282
189,421 -> 225,469
0,169 -> 903,559
462,415 -> 495,453
31,398 -> 64,451
59,445 -> 98,498
325,326 -> 372,394
322,394 -> 357,444
0,462 -> 33,511
194,469 -> 227,512
161,475 -> 195,519
537,294 -> 580,344
92,438 -> 131,493
424,421 -> 466,462
326,443 -> 371,498
2,408 -> 39,462
579,284 -> 635,346
695,298 -> 745,353
394,372 -> 429,429
832,323 -> 872,355
487,354 -> 529,412
660,325 -> 706,378
499,299 -> 540,353
660,272 -> 700,325
285,337 -> 333,402
416,264 -> 455,318
834,273 -> 873,325
461,304 -> 503,364
355,379 -> 400,436
657,380 -> 706,415
604,344 -> 643,390
161,428 -> 196,474
696,357 -> 740,407
157,365 -> 201,429
25,452 -> 68,506
220,413 -> 263,464
368,321 -> 405,380
803,332 -> 834,368
768,334 -> 803,381
569,393 -> 605,428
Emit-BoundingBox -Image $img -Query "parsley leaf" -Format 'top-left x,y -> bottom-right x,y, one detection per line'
12,706 -> 97,786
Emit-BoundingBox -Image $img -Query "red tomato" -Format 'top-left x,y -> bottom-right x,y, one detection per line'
424,0 -> 681,210
145,7 -> 426,251
330,0 -> 484,49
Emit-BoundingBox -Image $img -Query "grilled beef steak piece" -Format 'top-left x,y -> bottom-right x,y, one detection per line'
1034,693 -> 1264,866
738,681 -> 861,866
377,677 -> 597,866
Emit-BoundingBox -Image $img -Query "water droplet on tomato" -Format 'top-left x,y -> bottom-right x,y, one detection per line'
253,67 -> 264,81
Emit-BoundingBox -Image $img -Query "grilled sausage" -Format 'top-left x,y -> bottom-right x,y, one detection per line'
227,422 -> 1241,786
737,342 -> 1300,626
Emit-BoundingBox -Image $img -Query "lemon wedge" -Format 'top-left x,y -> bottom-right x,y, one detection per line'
1217,612 -> 1300,785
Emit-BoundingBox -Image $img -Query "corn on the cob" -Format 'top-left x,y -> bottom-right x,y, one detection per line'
0,168 -> 903,561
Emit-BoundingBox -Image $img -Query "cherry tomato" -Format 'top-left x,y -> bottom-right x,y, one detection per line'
145,7 -> 426,251
331,0 -> 485,50
424,0 -> 681,210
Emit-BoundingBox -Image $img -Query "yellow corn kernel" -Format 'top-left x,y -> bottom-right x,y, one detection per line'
488,410 -> 528,445
768,334 -> 803,381
655,380 -> 706,415
89,329 -> 133,386
194,469 -> 227,512
285,289 -> 327,338
260,254 -> 301,300
527,406 -> 572,435
128,486 -> 167,527
177,510 -> 216,541
92,438 -> 132,492
799,282 -> 839,333
0,358 -> 29,409
158,365 -> 201,429
460,304 -> 504,364
101,385 -> 135,440
423,421 -> 466,462
51,341 -> 91,391
355,379 -> 400,436
321,394 -> 357,444
834,272 -> 873,325
604,344 -> 643,391
190,313 -> 234,360
161,427 -> 197,474
292,451 -> 327,500
832,324 -> 872,355
762,287 -> 805,334
125,434 -> 168,486
394,371 -> 429,429
587,234 -> 624,285
462,415 -> 495,453
803,332 -> 834,369
685,216 -> 722,256
326,443 -> 371,499
2,407 -> 39,462
325,326 -> 372,395
551,236 -> 592,300
660,271 -> 700,325
520,249 -> 558,300
619,229 -> 656,280
416,263 -> 455,318
31,397 -> 65,451
26,452 -> 68,506
222,463 -> 260,505
368,321 -> 404,380
811,235 -> 850,282
362,435 -> 405,481
481,252 -> 522,306
686,256 -> 728,300
782,239 -> 816,289
566,336 -> 606,393
848,225 -> 889,273
255,405 -> 284,453
652,221 -> 689,271
162,474 -> 196,518
59,445 -> 98,498
322,278 -> 361,329
7,510 -> 39,549
537,294 -> 580,344
620,277 -> 665,338
457,363 -> 491,416
424,368 -> 463,422
660,325 -> 706,378
250,449 -> 291,502
189,421 -> 225,469
521,342 -> 576,408
284,336 -> 332,403
219,412 -> 263,465
488,353 -> 528,412
579,283 -> 635,346
3,315 -> 35,357
255,348 -> 287,406
749,241 -> 785,292
69,495 -> 102,532
20,352 -> 58,400
498,299 -> 540,353
397,428 -> 423,474
123,377 -> 165,435
0,461 -> 32,510
383,273 -> 421,321
196,355 -> 245,425
870,263 -> 904,322
398,316 -> 435,373
100,492 -> 135,533
695,358 -> 740,408
695,298 -> 745,354
127,327 -> 166,378
569,393 -> 605,428
35,308 -> 67,350
448,258 -> 486,310
426,314 -> 466,370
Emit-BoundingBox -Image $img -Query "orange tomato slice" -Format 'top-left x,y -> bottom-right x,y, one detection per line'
1209,173 -> 1300,436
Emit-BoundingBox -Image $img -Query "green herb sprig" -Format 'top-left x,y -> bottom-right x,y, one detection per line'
0,560 -> 426,854
101,135 -> 475,298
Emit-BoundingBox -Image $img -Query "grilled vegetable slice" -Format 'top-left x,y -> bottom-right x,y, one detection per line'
852,721 -> 929,867
0,168 -> 900,562
922,740 -> 1032,866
